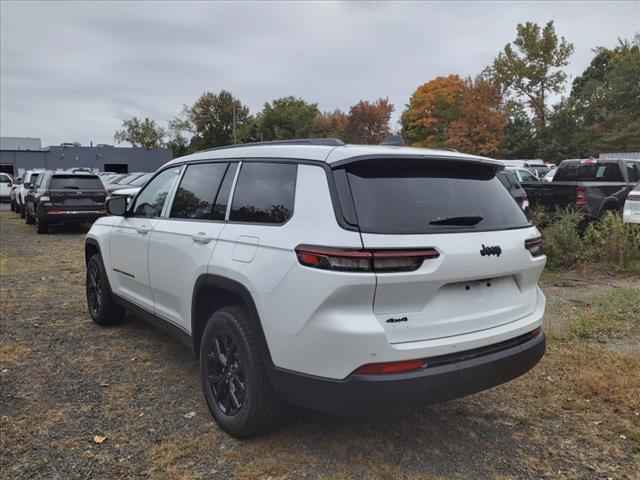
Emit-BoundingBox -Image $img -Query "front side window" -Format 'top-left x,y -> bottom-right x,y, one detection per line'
131,167 -> 180,217
518,169 -> 538,182
170,162 -> 229,220
230,162 -> 297,224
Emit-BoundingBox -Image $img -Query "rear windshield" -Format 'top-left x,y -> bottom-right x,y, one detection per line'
554,162 -> 623,182
50,175 -> 103,190
339,158 -> 530,234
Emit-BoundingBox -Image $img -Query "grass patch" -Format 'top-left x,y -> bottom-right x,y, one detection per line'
548,286 -> 640,341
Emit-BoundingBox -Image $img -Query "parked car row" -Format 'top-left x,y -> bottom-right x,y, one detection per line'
8,168 -> 153,233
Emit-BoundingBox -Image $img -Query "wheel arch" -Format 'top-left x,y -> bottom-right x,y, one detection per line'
191,274 -> 273,366
599,197 -> 621,216
85,238 -> 101,265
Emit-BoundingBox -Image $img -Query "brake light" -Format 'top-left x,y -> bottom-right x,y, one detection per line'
295,245 -> 439,272
525,237 -> 544,257
580,159 -> 598,164
97,208 -> 107,213
576,186 -> 587,206
354,359 -> 425,375
628,192 -> 640,201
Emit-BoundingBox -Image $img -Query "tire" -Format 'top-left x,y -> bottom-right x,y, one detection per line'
25,206 -> 35,224
19,203 -> 25,218
200,306 -> 281,438
10,199 -> 15,212
86,254 -> 125,325
36,216 -> 48,234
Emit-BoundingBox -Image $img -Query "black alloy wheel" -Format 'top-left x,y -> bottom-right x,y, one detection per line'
205,331 -> 246,416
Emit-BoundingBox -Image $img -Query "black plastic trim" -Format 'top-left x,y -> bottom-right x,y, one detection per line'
191,274 -> 273,364
268,331 -> 546,416
112,294 -> 194,353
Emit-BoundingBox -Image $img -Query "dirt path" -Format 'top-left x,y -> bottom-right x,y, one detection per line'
1,211 -> 638,479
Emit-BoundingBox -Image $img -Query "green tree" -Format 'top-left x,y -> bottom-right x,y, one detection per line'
497,104 -> 538,159
491,21 -> 574,128
113,117 -> 167,148
258,96 -> 321,140
171,90 -> 251,152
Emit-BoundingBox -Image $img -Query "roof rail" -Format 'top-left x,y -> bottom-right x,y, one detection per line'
200,138 -> 345,153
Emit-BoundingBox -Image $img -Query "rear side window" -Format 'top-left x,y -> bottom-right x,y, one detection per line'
49,175 -> 103,190
626,162 -> 640,183
554,162 -> 624,182
170,162 -> 229,220
230,162 -> 297,224
340,158 -> 530,234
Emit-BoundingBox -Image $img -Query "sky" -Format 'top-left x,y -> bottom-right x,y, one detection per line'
1,1 -> 638,147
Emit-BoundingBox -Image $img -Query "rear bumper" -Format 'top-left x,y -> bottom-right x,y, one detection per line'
40,209 -> 106,223
269,330 -> 545,416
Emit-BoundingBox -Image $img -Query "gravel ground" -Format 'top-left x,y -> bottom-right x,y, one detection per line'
1,210 -> 638,480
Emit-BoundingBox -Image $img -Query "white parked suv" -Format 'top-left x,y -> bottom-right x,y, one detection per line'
85,139 -> 547,437
15,169 -> 44,217
623,182 -> 640,224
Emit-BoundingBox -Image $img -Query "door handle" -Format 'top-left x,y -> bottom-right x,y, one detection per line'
136,226 -> 150,235
192,232 -> 213,244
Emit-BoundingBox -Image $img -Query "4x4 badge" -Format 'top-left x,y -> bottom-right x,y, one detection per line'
480,245 -> 502,257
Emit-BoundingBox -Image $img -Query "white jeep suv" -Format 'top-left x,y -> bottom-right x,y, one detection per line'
85,139 -> 546,437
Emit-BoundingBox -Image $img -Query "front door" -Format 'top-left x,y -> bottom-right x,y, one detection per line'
109,166 -> 182,311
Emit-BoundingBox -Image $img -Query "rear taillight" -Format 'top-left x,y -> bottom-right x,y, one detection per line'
628,192 -> 640,201
576,186 -> 587,206
295,245 -> 439,272
525,237 -> 544,257
354,359 -> 425,375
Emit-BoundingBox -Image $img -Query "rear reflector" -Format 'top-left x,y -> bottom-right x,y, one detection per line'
525,236 -> 544,257
531,326 -> 543,337
354,359 -> 425,375
576,186 -> 587,206
295,245 -> 439,272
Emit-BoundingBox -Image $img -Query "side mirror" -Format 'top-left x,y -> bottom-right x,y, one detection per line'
106,196 -> 128,216
23,182 -> 32,189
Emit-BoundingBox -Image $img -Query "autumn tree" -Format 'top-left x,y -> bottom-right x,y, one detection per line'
170,90 -> 251,152
343,98 -> 394,144
446,76 -> 507,156
258,96 -> 320,140
312,110 -> 347,139
491,21 -> 574,128
400,75 -> 465,148
113,117 -> 167,148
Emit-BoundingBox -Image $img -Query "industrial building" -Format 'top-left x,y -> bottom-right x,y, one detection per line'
0,137 -> 173,177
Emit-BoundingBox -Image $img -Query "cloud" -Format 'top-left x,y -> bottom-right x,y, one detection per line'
1,0 -> 638,145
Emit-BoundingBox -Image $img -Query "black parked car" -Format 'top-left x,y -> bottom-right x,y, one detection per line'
497,170 -> 529,211
24,171 -> 108,233
522,158 -> 640,220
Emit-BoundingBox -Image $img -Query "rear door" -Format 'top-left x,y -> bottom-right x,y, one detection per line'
148,161 -> 237,330
338,157 -> 544,344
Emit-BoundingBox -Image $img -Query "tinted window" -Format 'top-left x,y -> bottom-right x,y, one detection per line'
554,162 -> 624,182
170,163 -> 229,220
212,163 -> 238,219
0,174 -> 11,184
518,169 -> 538,182
230,163 -> 297,224
132,167 -> 180,217
342,158 -> 530,234
49,175 -> 103,189
626,162 -> 640,183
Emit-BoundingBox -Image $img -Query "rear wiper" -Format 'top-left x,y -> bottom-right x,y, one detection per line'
62,186 -> 79,189
429,215 -> 484,226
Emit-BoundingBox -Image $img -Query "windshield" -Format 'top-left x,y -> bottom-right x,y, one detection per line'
129,173 -> 152,187
338,158 -> 530,234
